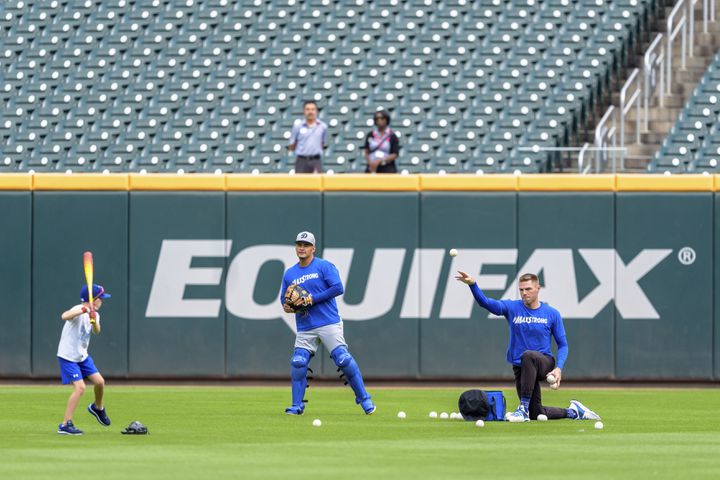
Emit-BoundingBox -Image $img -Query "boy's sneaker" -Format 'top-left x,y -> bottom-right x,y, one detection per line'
507,405 -> 530,422
569,399 -> 601,420
88,403 -> 111,426
58,420 -> 83,435
360,398 -> 376,415
285,405 -> 304,415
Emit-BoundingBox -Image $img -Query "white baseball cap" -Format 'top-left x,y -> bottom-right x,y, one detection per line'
295,231 -> 316,246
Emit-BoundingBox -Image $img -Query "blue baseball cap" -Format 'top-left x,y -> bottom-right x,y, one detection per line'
80,284 -> 111,302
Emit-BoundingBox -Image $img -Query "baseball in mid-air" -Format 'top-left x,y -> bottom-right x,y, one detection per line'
312,419 -> 322,427
449,248 -> 458,257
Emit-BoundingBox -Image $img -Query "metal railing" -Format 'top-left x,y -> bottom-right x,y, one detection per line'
643,33 -> 666,130
593,0 -> 718,172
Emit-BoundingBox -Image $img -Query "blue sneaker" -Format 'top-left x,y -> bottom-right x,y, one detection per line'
58,420 -> 83,435
360,398 -> 376,415
507,405 -> 530,423
88,403 -> 111,426
285,405 -> 304,415
569,399 -> 601,420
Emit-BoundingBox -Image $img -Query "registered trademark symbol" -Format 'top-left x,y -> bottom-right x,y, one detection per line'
677,247 -> 696,266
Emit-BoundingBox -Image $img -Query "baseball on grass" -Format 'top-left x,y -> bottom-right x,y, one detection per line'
537,414 -> 548,422
449,248 -> 458,257
397,411 -> 406,419
429,411 -> 438,418
312,419 -> 322,427
439,412 -> 449,419
475,420 -> 485,427
595,421 -> 604,430
546,374 -> 557,384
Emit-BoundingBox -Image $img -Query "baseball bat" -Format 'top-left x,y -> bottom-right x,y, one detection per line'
83,251 -> 95,322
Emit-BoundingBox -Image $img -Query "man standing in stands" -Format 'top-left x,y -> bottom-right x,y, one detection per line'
288,101 -> 328,173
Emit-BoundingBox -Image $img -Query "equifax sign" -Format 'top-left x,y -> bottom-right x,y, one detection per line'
145,240 -> 675,321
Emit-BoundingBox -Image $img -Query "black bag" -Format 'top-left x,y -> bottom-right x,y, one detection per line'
458,389 -> 507,421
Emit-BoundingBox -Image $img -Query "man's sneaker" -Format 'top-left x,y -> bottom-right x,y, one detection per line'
87,403 -> 111,426
57,420 -> 83,435
507,405 -> 530,423
569,399 -> 601,420
285,405 -> 304,415
360,398 -> 376,415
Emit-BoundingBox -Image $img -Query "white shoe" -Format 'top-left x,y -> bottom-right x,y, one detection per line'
507,405 -> 530,422
569,399 -> 601,420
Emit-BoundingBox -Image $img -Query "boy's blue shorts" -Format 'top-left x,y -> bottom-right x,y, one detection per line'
58,356 -> 99,384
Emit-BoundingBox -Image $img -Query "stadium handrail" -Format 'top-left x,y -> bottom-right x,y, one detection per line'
0,174 -> 719,192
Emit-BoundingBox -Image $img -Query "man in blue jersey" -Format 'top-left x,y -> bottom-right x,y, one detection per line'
280,231 -> 375,416
456,271 -> 601,423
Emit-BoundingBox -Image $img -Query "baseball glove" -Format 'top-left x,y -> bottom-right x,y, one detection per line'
284,283 -> 313,314
121,421 -> 149,435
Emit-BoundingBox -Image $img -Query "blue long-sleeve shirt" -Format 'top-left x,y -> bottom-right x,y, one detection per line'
281,257 -> 344,332
469,283 -> 568,369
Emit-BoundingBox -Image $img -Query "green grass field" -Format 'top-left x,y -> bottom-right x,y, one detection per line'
1,385 -> 718,480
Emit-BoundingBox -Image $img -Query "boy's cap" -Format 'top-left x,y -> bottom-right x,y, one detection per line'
80,284 -> 111,302
295,231 -> 315,246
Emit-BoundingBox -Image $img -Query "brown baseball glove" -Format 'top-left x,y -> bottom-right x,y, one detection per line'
284,283 -> 313,314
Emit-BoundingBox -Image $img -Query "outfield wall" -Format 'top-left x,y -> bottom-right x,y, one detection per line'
0,174 -> 718,381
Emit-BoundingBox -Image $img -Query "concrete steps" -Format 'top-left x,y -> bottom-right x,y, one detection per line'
575,4 -> 720,172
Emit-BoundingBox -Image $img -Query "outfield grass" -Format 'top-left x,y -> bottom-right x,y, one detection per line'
0,386 -> 718,480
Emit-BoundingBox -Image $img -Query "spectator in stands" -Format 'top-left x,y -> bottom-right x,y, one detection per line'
363,110 -> 399,174
288,101 -> 328,173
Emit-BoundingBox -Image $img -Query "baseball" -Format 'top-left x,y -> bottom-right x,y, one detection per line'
595,421 -> 604,430
312,419 -> 322,427
546,374 -> 556,384
537,414 -> 548,422
429,411 -> 438,418
439,412 -> 449,419
475,419 -> 485,427
397,411 -> 406,419
549,382 -> 559,390
449,248 -> 458,257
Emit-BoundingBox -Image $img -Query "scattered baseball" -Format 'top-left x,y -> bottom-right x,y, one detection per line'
475,419 -> 485,427
457,413 -> 465,421
537,414 -> 548,422
595,421 -> 604,430
439,412 -> 449,419
549,382 -> 559,390
504,412 -> 512,421
397,411 -> 406,419
429,411 -> 438,418
449,248 -> 458,257
312,419 -> 322,427
546,374 -> 557,384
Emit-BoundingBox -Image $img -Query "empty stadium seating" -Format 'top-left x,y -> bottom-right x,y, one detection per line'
0,0 -> 658,174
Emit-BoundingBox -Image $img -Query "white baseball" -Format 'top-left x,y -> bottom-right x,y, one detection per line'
429,411 -> 438,418
397,411 -> 406,419
595,421 -> 604,430
475,419 -> 485,427
537,414 -> 548,422
549,382 -> 559,390
449,248 -> 458,257
312,419 -> 322,427
439,412 -> 449,419
546,374 -> 557,384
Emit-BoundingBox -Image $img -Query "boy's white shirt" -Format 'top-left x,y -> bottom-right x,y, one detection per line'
57,304 -> 100,362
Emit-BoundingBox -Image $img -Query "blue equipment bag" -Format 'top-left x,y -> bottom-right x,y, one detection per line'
458,389 -> 507,421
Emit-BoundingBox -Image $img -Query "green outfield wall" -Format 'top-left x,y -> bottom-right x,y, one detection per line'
0,174 -> 717,380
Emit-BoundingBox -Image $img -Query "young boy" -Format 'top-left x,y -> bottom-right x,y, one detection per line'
57,283 -> 112,435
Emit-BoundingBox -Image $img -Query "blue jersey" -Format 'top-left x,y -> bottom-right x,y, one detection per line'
281,257 -> 344,332
469,284 -> 569,368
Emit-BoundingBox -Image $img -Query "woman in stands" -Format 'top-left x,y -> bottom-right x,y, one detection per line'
363,110 -> 400,173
